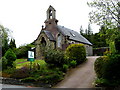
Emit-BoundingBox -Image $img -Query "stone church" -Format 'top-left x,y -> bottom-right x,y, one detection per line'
35,5 -> 93,59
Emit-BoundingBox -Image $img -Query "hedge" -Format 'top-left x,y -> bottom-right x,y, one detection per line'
65,44 -> 86,64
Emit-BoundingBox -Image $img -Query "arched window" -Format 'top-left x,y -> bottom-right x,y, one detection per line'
49,10 -> 52,19
57,34 -> 62,48
41,37 -> 46,47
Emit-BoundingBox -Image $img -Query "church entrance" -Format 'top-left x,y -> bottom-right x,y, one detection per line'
41,37 -> 46,47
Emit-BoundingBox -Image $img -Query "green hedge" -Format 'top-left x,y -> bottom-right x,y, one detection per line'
103,54 -> 120,81
94,56 -> 109,78
65,44 -> 86,64
4,49 -> 16,67
94,54 -> 120,86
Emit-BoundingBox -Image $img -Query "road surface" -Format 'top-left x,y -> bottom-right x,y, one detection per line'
54,56 -> 99,88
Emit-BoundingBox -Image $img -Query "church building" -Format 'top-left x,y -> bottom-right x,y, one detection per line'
35,6 -> 93,59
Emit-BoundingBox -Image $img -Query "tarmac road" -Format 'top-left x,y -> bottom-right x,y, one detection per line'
54,56 -> 99,88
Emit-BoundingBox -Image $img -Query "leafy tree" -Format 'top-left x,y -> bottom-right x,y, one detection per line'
88,0 -> 120,30
9,39 -> 16,49
81,24 -> 94,44
0,25 -> 9,56
16,44 -> 35,59
87,23 -> 93,35
80,25 -> 84,35
88,0 -> 120,52
4,48 -> 16,67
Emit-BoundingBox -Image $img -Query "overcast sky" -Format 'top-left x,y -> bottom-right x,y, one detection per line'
0,0 -> 99,47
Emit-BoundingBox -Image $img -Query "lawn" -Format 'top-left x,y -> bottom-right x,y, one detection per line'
15,59 -> 46,69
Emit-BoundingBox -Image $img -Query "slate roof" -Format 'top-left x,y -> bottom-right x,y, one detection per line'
57,25 -> 92,46
42,30 -> 55,41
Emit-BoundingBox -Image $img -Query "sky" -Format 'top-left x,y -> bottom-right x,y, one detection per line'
0,0 -> 100,47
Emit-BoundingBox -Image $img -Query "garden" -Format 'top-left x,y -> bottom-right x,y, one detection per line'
0,43 -> 87,87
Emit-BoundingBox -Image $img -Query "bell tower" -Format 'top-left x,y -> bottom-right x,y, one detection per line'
47,5 -> 56,19
44,5 -> 58,29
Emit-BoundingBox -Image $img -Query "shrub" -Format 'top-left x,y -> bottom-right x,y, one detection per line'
94,54 -> 120,86
95,78 -> 110,87
62,64 -> 69,72
2,67 -> 16,77
4,49 -> 16,67
70,60 -> 77,68
94,56 -> 109,78
44,49 -> 66,67
1,57 -> 8,70
37,69 -> 64,85
11,66 -> 30,79
103,54 -> 120,82
65,44 -> 86,64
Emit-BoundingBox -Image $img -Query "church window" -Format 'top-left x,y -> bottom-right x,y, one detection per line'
57,34 -> 62,48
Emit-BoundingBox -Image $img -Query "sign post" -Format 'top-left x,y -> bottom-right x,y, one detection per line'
28,51 -> 34,70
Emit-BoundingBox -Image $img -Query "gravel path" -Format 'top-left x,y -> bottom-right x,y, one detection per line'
54,56 -> 99,88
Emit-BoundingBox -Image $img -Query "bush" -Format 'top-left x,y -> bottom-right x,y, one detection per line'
94,54 -> 120,86
2,67 -> 16,77
62,64 -> 69,72
44,49 -> 66,67
103,54 -> 120,82
95,78 -> 111,87
4,49 -> 16,67
26,68 -> 64,85
37,69 -> 64,85
94,56 -> 109,78
70,60 -> 77,68
65,44 -> 86,64
1,57 -> 8,70
11,66 -> 30,79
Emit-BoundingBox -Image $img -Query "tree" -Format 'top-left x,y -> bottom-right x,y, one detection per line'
87,23 -> 93,35
0,25 -> 9,56
4,48 -> 16,67
82,24 -> 93,43
88,0 -> 120,52
16,44 -> 34,59
80,25 -> 84,35
88,0 -> 120,30
9,39 -> 16,49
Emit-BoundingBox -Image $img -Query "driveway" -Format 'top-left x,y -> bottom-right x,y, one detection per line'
54,56 -> 99,88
